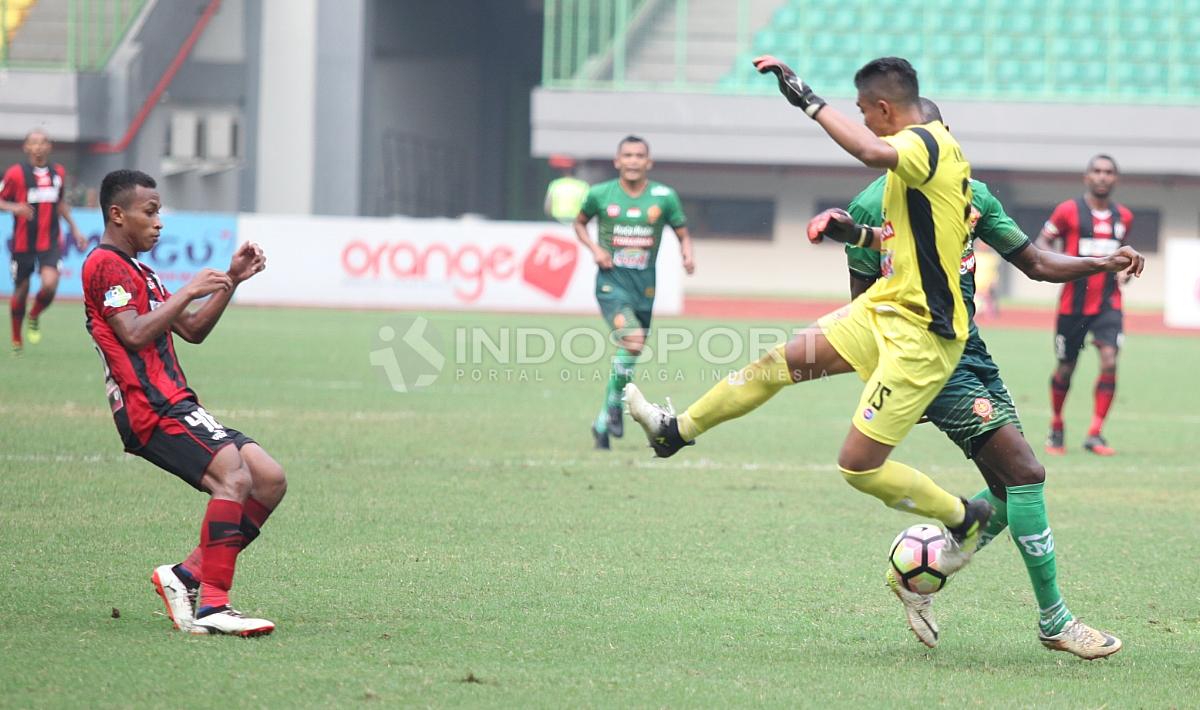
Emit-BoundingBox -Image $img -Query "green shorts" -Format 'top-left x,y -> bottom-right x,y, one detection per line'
597,283 -> 653,333
923,337 -> 1021,458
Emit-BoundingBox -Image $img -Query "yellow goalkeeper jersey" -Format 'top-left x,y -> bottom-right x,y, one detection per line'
867,120 -> 973,341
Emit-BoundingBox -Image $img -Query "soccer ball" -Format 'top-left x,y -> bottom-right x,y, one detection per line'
889,524 -> 950,595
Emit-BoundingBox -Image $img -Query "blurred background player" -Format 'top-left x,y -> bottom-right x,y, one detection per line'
544,154 -> 589,225
575,135 -> 694,450
0,129 -> 85,353
843,98 -> 1136,658
627,57 -> 995,573
971,241 -> 1001,319
83,169 -> 283,636
1036,155 -> 1132,456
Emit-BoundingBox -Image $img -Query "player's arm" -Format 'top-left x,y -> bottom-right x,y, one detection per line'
1009,242 -> 1145,283
58,200 -> 86,249
0,176 -> 33,219
753,56 -> 898,170
172,242 -> 266,343
573,210 -> 612,270
673,225 -> 695,274
107,270 -> 232,351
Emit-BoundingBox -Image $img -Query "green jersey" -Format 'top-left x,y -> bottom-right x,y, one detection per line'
581,179 -> 687,304
845,176 -> 1030,341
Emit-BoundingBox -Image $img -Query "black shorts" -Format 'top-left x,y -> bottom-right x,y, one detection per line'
10,248 -> 61,284
133,400 -> 255,491
1054,309 -> 1123,363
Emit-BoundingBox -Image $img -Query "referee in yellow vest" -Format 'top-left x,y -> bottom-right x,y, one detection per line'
544,154 -> 589,225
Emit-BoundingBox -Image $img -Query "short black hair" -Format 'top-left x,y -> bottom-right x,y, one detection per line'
100,170 -> 156,224
854,57 -> 919,106
617,135 -> 649,153
918,97 -> 943,123
1087,153 -> 1119,174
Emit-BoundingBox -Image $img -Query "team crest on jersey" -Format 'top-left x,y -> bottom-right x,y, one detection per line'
968,205 -> 982,234
647,205 -> 662,224
626,207 -> 642,218
103,285 -> 132,308
881,221 -> 895,241
972,397 -> 994,422
607,204 -> 621,217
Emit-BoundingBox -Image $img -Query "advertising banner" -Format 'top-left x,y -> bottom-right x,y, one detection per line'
234,214 -> 684,315
1164,238 -> 1200,329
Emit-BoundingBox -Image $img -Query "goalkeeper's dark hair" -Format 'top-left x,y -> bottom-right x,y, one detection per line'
854,57 -> 919,106
618,135 -> 649,153
100,169 -> 157,225
918,97 -> 943,123
1087,153 -> 1119,174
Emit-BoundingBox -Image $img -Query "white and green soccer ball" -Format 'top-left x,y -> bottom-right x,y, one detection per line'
889,523 -> 950,595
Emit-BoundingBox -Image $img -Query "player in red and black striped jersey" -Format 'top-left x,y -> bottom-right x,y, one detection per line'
82,169 -> 281,637
0,129 -> 86,353
1035,155 -> 1132,457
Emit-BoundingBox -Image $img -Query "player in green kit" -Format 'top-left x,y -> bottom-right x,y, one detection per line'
574,135 -> 694,449
837,98 -> 1141,659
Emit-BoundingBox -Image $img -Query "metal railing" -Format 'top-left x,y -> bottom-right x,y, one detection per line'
542,0 -> 1200,104
1,0 -> 147,70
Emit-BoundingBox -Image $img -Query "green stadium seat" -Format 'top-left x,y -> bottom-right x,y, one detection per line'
773,6 -> 800,30
995,12 -> 1037,35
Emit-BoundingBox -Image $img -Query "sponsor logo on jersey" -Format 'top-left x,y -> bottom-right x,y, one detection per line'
972,397 -> 993,422
647,205 -> 662,224
881,221 -> 895,241
960,251 -> 976,275
103,285 -> 132,308
612,224 -> 654,238
626,207 -> 642,218
607,204 -> 621,217
611,235 -> 655,248
650,185 -> 671,197
880,251 -> 894,278
862,407 -> 875,421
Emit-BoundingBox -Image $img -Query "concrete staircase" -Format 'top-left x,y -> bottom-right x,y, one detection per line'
623,0 -> 782,85
5,0 -> 142,67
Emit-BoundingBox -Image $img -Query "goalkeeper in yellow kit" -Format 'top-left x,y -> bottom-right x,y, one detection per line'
626,56 -> 991,573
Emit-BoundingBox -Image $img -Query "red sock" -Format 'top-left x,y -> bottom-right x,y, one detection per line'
29,289 -> 53,319
198,498 -> 245,611
1090,373 -> 1116,436
1050,374 -> 1071,430
240,497 -> 273,548
179,497 -> 274,580
10,298 -> 24,344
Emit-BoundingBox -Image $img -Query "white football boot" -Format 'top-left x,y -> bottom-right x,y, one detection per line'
622,383 -> 692,458
886,567 -> 939,648
192,607 -> 275,637
938,497 -> 995,575
151,565 -> 205,634
1039,619 -> 1122,660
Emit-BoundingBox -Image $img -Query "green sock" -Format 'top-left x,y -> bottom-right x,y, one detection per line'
1007,482 -> 1073,635
970,488 -> 1008,551
610,348 -> 637,404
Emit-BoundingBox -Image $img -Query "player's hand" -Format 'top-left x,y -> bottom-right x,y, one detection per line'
1103,245 -> 1145,281
752,55 -> 826,118
227,241 -> 266,283
806,208 -> 869,246
73,231 -> 88,251
12,202 -> 33,220
593,247 -> 613,270
185,268 -> 234,298
682,253 -> 695,275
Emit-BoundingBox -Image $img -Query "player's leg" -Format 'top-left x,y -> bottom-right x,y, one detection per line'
1047,315 -> 1086,454
625,319 -> 856,457
592,297 -> 639,449
607,312 -> 646,440
25,259 -> 61,345
1084,310 -> 1122,455
974,425 -> 1121,657
9,256 -> 33,353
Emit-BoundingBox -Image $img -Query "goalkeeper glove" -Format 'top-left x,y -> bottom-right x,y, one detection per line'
753,55 -> 827,118
807,209 -> 873,247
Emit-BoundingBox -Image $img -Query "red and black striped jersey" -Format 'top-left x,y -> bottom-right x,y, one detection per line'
0,161 -> 67,253
1043,197 -> 1133,316
82,245 -> 196,449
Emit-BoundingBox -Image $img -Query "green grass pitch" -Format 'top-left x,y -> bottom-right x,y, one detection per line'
1,306 -> 1197,707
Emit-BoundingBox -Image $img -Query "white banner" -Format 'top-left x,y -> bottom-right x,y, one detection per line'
1164,238 -> 1200,329
235,214 -> 684,315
